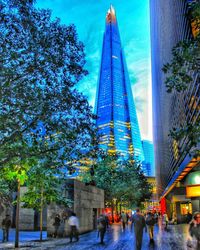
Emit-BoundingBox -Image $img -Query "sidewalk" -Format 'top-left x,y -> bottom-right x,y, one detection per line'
0,223 -> 191,250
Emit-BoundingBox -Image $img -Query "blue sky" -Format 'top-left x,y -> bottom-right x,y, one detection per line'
36,0 -> 152,140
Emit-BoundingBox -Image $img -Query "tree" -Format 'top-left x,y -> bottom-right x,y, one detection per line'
0,0 -> 96,169
21,165 -> 72,242
114,160 -> 152,208
0,0 -> 96,247
2,157 -> 36,248
81,155 -> 152,213
162,1 -> 200,157
0,176 -> 11,209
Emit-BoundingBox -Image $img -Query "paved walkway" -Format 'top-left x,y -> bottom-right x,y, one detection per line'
0,223 -> 191,250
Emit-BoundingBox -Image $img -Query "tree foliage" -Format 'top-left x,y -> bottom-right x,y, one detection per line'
0,0 -> 96,170
162,1 -> 200,157
21,165 -> 72,210
81,155 -> 152,208
0,1 -> 96,246
21,164 -> 72,241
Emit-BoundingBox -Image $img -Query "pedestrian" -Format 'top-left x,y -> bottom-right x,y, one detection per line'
53,214 -> 61,238
187,211 -> 193,223
97,214 -> 107,244
154,212 -> 158,223
188,212 -> 200,250
68,212 -> 79,242
145,212 -> 155,243
121,211 -> 127,231
2,214 -> 11,242
171,212 -> 177,225
105,214 -> 109,228
126,212 -> 129,226
163,212 -> 169,229
131,208 -> 146,250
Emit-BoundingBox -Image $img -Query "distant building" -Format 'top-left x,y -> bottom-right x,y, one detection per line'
142,140 -> 155,176
150,0 -> 200,221
95,5 -> 145,168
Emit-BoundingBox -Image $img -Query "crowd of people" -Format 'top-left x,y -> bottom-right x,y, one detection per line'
1,210 -> 200,249
96,209 -> 200,250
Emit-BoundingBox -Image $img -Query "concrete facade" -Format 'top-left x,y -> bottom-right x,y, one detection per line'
19,187 -> 35,231
0,180 -> 104,235
46,180 -> 104,237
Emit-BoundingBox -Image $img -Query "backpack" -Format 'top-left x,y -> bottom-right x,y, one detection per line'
145,214 -> 154,226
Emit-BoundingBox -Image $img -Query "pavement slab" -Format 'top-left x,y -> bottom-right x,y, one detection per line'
0,222 -> 192,250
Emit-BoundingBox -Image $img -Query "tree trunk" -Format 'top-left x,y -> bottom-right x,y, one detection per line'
15,180 -> 20,248
40,188 -> 43,242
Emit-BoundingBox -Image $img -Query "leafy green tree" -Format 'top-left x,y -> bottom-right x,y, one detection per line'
21,165 -> 72,242
0,0 -> 96,169
114,160 -> 152,208
81,155 -> 152,215
0,177 -> 10,206
162,1 -> 200,157
1,0 -> 96,247
2,158 -> 36,248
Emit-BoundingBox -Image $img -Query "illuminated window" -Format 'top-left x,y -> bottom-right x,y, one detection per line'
180,203 -> 192,215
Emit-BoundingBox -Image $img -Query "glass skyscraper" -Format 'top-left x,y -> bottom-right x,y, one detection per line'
142,140 -> 155,176
95,6 -> 144,163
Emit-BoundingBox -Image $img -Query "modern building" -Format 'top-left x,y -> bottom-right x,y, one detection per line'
142,140 -> 155,176
150,0 -> 200,222
95,6 -> 145,166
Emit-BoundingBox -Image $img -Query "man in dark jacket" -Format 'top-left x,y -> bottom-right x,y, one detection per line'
53,214 -> 61,238
145,212 -> 155,243
132,208 -> 146,250
2,214 -> 11,242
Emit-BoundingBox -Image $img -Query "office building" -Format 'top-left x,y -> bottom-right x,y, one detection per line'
150,0 -> 200,221
95,6 -> 145,165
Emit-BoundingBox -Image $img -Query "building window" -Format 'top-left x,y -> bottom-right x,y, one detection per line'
180,202 -> 192,215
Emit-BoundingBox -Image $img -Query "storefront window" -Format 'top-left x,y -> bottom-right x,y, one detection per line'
180,203 -> 192,215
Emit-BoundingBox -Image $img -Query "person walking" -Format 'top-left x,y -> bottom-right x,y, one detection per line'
131,208 -> 146,250
53,214 -> 61,238
105,214 -> 109,229
2,214 -> 11,242
97,214 -> 107,244
163,212 -> 169,230
121,211 -> 127,231
68,212 -> 79,242
145,212 -> 155,243
126,212 -> 129,226
187,211 -> 192,223
189,212 -> 200,250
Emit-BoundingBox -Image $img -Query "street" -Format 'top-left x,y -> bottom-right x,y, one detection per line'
0,222 -> 191,250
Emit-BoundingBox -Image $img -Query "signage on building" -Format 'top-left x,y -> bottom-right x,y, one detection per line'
186,185 -> 200,197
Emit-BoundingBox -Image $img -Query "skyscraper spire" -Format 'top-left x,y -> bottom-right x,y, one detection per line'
106,4 -> 116,23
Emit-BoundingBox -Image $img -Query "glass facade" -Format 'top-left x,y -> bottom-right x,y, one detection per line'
150,0 -> 200,197
95,6 -> 144,163
142,140 -> 155,176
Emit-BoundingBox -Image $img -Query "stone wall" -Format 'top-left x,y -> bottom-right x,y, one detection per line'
47,180 -> 104,237
19,187 -> 35,231
0,180 -> 104,235
73,180 -> 104,233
